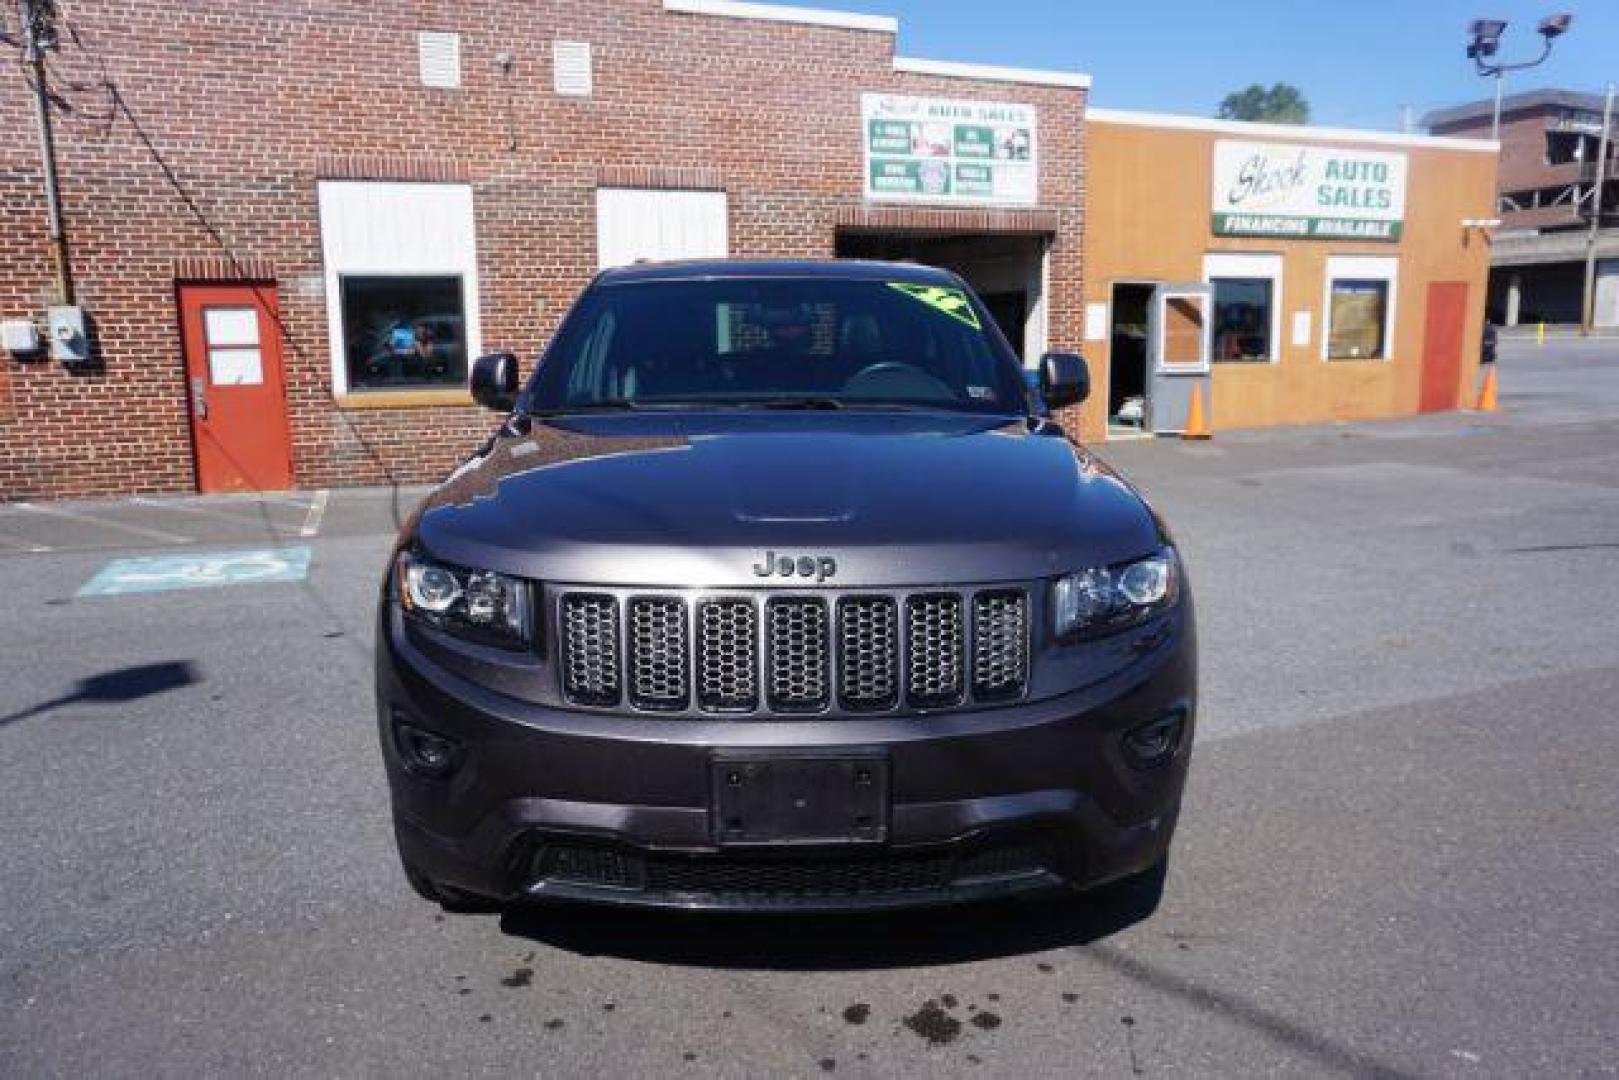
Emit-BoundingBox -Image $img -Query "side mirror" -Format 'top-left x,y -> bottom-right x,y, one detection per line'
1039,351 -> 1089,409
470,352 -> 519,412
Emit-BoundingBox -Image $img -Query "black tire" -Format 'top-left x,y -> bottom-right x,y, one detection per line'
1087,853 -> 1169,921
400,858 -> 450,904
399,859 -> 498,913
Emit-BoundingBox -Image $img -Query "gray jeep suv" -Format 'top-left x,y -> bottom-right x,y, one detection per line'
376,259 -> 1196,913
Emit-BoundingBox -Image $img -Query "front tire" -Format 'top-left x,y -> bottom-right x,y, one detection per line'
1086,853 -> 1169,921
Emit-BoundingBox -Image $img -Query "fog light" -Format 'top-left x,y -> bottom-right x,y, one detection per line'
1123,710 -> 1185,768
394,720 -> 462,778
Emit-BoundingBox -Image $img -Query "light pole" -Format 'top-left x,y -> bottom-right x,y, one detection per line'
1466,13 -> 1574,140
1581,84 -> 1615,336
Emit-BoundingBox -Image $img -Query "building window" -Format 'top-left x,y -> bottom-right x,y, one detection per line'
1323,255 -> 1397,362
339,276 -> 467,390
1204,252 -> 1281,363
317,181 -> 481,399
1211,279 -> 1273,362
1327,280 -> 1389,360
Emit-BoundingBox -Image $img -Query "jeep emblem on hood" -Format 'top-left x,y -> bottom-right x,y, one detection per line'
753,551 -> 837,582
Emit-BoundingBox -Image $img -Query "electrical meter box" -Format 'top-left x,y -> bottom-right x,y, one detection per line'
47,305 -> 90,365
2,319 -> 42,357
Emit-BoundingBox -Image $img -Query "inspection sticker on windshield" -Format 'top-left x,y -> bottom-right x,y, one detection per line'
887,283 -> 981,329
77,546 -> 312,597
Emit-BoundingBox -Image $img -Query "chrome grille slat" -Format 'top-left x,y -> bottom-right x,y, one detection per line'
628,597 -> 688,709
697,599 -> 759,711
905,593 -> 965,707
838,597 -> 899,710
767,598 -> 830,711
557,586 -> 1027,715
560,594 -> 620,706
972,590 -> 1029,700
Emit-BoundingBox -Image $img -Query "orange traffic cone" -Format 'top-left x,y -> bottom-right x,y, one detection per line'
1182,384 -> 1212,440
1476,364 -> 1499,413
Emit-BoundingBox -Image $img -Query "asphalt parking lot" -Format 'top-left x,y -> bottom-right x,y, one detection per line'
2,340 -> 1616,1077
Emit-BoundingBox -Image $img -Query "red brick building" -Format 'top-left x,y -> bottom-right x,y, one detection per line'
1425,89 -> 1619,327
0,0 -> 1090,498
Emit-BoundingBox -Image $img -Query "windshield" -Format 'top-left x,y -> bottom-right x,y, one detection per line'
528,277 -> 1030,415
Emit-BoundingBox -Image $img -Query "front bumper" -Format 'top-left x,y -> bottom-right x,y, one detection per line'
377,603 -> 1196,912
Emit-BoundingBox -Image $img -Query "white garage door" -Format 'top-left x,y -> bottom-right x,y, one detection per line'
596,187 -> 728,270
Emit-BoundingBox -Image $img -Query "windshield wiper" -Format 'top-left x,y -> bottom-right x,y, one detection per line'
529,399 -> 720,416
733,397 -> 846,411
527,399 -> 637,416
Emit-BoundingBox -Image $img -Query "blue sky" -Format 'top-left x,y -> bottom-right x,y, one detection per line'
770,0 -> 1616,129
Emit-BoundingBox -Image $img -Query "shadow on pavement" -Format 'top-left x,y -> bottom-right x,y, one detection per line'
0,660 -> 199,727
497,873 -> 1163,971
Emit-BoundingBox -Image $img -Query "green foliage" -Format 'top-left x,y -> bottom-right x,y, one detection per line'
1217,84 -> 1311,125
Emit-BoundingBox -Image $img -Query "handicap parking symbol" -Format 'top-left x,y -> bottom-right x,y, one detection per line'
77,546 -> 313,597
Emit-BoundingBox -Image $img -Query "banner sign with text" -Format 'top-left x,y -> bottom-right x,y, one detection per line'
1211,140 -> 1408,241
862,93 -> 1038,206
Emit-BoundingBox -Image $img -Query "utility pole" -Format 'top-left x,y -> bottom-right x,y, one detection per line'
18,0 -> 73,304
1581,83 -> 1615,336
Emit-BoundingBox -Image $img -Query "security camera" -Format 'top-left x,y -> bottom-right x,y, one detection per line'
1538,12 -> 1572,39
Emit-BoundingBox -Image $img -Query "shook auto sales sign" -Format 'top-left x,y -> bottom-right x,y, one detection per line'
1211,140 -> 1408,241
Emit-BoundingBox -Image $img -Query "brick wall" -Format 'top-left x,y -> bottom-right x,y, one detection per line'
0,0 -> 1087,499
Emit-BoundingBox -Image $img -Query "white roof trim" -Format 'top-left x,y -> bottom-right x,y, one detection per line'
1085,108 -> 1499,153
893,55 -> 1091,90
662,0 -> 896,34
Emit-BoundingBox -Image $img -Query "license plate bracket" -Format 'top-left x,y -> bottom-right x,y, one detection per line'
711,750 -> 889,846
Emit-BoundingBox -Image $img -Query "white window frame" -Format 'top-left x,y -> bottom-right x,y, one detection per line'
1321,254 -> 1399,363
1203,252 -> 1283,364
316,181 -> 482,397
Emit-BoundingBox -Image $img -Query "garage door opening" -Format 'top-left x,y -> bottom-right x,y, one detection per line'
835,231 -> 1047,365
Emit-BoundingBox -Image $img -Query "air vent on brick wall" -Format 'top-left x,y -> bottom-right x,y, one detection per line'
418,31 -> 462,89
553,40 -> 593,97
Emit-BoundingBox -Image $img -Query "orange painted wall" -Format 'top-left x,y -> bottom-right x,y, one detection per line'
1079,119 -> 1498,438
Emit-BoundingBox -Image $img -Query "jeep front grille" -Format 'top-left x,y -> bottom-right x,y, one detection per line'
555,587 -> 1028,714
767,598 -> 830,711
971,590 -> 1029,701
560,594 -> 620,706
629,597 -> 688,709
698,599 -> 759,711
838,597 -> 899,710
905,593 -> 966,707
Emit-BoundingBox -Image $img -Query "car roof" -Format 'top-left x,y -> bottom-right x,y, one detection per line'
594,258 -> 963,287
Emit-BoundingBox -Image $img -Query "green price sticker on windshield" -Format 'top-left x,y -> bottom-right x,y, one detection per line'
888,283 -> 981,329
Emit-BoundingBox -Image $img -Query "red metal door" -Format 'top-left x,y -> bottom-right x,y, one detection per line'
178,283 -> 294,492
1419,282 -> 1469,413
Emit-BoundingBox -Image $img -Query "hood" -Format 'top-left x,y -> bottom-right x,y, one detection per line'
414,412 -> 1164,588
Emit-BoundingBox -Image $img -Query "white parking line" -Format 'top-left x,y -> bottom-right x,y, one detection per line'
13,501 -> 193,545
0,527 -> 52,553
129,496 -> 299,531
299,489 -> 330,537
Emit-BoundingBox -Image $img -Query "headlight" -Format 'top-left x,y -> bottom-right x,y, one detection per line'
1052,549 -> 1178,641
396,550 -> 533,650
